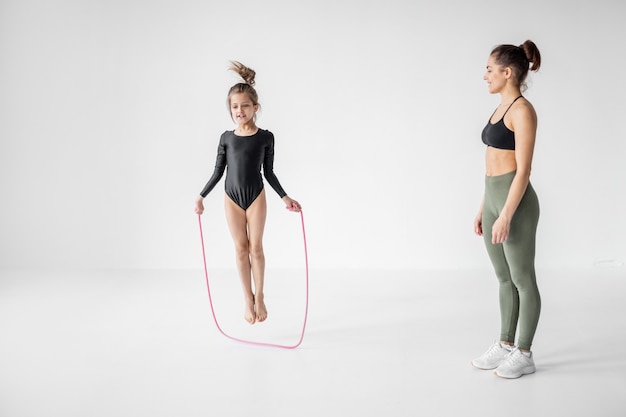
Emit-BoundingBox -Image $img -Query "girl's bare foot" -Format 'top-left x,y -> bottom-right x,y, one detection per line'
255,294 -> 267,322
244,298 -> 256,324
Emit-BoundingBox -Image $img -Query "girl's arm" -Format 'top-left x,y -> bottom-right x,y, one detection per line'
282,195 -> 302,212
263,131 -> 302,212
195,135 -> 227,215
262,132 -> 287,198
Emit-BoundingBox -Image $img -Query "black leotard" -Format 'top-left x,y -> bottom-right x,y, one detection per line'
482,96 -> 522,150
199,129 -> 287,210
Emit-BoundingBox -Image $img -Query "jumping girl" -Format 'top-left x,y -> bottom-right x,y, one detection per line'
195,61 -> 301,325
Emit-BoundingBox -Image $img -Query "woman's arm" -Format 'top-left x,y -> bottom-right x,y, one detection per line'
490,101 -> 537,244
474,194 -> 485,236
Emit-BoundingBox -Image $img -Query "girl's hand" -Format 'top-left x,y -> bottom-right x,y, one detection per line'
491,215 -> 511,244
474,212 -> 483,236
283,196 -> 301,212
195,197 -> 205,215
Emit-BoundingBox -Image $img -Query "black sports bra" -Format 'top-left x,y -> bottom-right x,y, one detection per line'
481,96 -> 522,150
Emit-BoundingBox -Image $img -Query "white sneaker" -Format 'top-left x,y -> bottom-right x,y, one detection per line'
471,341 -> 513,370
493,348 -> 536,379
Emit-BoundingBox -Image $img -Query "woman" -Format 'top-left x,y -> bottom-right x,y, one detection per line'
471,41 -> 542,379
195,61 -> 301,325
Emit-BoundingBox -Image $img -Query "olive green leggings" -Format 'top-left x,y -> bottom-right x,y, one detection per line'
483,172 -> 540,351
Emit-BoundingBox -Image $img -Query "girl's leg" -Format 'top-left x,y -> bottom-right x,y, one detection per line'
224,194 -> 256,324
246,189 -> 268,322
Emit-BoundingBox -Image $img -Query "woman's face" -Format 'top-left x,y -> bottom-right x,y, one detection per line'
229,93 -> 258,125
483,55 -> 508,94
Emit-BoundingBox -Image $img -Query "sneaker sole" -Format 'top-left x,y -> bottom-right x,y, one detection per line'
471,361 -> 499,370
493,366 -> 536,379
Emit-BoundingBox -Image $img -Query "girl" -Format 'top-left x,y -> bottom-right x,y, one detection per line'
195,61 -> 301,325
471,41 -> 542,378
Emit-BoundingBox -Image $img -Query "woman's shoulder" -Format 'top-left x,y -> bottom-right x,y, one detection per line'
515,97 -> 536,114
508,98 -> 537,132
510,98 -> 537,122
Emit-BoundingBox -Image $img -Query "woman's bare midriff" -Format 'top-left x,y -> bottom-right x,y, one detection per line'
485,147 -> 517,176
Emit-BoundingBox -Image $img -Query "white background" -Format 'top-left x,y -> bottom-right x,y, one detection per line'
1,0 -> 625,271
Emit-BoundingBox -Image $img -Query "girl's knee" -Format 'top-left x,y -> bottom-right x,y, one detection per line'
234,240 -> 249,257
249,242 -> 264,259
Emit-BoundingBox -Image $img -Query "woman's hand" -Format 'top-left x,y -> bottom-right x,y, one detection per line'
282,196 -> 301,212
194,196 -> 205,215
474,212 -> 483,236
491,215 -> 511,244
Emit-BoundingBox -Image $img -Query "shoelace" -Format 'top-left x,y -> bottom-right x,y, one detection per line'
485,342 -> 508,358
501,348 -> 524,366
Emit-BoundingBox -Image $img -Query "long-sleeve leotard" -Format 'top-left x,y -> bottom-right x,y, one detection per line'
199,129 -> 287,210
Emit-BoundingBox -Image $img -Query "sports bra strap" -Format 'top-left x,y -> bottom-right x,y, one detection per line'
502,95 -> 523,117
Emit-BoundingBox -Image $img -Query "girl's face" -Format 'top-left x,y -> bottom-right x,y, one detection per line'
483,55 -> 509,94
229,93 -> 258,125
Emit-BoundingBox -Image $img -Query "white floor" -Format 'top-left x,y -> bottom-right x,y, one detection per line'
0,267 -> 624,417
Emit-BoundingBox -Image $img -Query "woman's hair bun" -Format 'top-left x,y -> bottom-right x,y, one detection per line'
519,40 -> 541,72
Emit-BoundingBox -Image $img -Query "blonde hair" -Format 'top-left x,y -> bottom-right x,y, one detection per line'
227,61 -> 259,106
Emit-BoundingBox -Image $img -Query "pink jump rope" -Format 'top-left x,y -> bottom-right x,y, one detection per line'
197,203 -> 309,349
